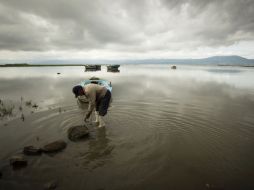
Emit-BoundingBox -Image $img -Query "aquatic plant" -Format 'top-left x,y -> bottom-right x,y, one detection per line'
32,103 -> 38,108
0,100 -> 15,118
25,100 -> 32,106
21,113 -> 25,121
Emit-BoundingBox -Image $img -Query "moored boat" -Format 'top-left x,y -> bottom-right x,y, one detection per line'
107,65 -> 120,72
84,65 -> 101,71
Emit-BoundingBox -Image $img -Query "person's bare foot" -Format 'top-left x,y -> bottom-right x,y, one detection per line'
98,116 -> 105,128
93,121 -> 99,125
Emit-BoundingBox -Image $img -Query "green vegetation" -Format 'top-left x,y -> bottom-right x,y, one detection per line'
2,63 -> 29,67
0,63 -> 86,67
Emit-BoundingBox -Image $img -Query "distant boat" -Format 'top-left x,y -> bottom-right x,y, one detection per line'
84,65 -> 101,71
107,65 -> 120,72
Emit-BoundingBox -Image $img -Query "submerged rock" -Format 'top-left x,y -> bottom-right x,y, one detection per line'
10,155 -> 27,168
68,125 -> 89,141
42,140 -> 67,153
23,146 -> 42,155
205,184 -> 224,190
44,180 -> 58,190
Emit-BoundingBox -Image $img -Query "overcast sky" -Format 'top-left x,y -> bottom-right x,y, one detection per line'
0,0 -> 254,61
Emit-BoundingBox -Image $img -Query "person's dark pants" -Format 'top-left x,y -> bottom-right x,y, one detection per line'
96,90 -> 111,116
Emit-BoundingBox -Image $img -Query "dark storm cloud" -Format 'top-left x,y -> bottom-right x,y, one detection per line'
0,0 -> 254,52
0,0 -> 140,51
161,0 -> 254,43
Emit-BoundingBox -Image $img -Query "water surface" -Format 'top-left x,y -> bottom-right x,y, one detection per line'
0,65 -> 254,190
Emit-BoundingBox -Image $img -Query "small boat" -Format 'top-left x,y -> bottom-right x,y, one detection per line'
107,65 -> 120,72
84,65 -> 101,71
77,78 -> 112,103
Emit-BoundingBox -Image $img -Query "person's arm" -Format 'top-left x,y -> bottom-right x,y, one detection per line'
85,88 -> 96,120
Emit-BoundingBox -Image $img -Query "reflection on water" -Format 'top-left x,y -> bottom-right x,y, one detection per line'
82,127 -> 114,170
207,68 -> 242,73
0,65 -> 254,190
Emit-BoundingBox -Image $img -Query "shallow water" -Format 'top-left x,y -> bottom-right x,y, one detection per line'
0,65 -> 254,190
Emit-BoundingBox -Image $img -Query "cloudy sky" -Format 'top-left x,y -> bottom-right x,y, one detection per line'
0,0 -> 254,62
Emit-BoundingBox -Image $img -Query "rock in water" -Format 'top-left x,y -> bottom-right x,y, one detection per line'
23,146 -> 42,155
42,140 -> 67,153
10,155 -> 27,169
44,180 -> 58,190
68,125 -> 89,141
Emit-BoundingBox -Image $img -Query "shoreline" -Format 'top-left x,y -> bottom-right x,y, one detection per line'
0,63 -> 254,67
0,64 -> 86,67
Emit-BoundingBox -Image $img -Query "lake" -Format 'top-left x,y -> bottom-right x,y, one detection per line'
0,64 -> 254,190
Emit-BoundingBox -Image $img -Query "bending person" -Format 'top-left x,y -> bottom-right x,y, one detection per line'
72,83 -> 111,128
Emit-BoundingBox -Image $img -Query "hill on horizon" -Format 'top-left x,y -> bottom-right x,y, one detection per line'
0,55 -> 254,65
116,55 -> 254,65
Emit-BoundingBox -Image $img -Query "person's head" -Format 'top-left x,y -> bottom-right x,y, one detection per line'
72,85 -> 85,98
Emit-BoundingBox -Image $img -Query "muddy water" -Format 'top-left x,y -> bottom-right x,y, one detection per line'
0,65 -> 254,190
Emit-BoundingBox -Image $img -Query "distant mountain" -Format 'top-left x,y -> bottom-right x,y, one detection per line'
0,55 -> 254,66
201,56 -> 254,65
125,56 -> 254,65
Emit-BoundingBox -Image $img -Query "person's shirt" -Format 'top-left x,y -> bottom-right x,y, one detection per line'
83,83 -> 107,114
